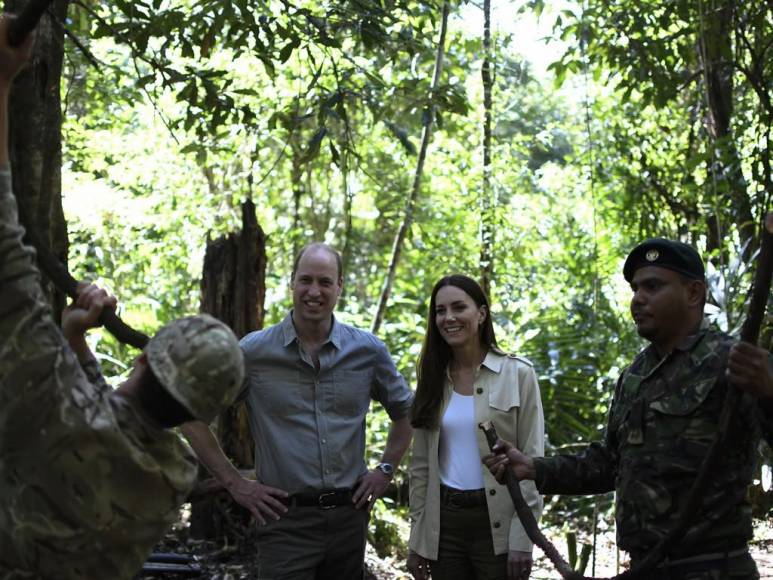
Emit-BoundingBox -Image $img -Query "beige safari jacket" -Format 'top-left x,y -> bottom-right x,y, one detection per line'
408,350 -> 544,558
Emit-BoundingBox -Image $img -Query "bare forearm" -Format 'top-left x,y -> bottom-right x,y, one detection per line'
381,416 -> 412,467
181,420 -> 244,488
64,333 -> 93,363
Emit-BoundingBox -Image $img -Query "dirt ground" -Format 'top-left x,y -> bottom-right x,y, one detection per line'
137,512 -> 773,579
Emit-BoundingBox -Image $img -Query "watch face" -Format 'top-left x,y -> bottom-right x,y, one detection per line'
378,463 -> 394,476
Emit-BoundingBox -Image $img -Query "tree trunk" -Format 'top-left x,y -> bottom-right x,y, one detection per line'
190,199 -> 267,540
479,0 -> 494,299
698,0 -> 756,254
291,142 -> 304,257
371,0 -> 451,335
8,0 -> 69,321
339,149 -> 354,308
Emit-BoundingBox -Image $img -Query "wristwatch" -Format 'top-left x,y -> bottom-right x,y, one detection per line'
376,462 -> 394,480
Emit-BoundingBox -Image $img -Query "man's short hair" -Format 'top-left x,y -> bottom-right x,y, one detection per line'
291,243 -> 343,281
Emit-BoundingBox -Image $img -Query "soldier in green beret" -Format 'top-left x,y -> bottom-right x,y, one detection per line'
485,238 -> 773,579
0,18 -> 245,579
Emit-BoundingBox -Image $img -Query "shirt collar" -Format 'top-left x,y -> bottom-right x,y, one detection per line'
329,316 -> 342,349
643,319 -> 709,362
445,349 -> 504,381
674,330 -> 706,353
280,311 -> 341,349
481,350 -> 504,373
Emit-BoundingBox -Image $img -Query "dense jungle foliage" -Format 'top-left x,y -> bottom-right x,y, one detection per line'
44,0 -> 771,543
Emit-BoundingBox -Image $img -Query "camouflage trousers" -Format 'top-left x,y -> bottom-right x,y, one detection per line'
630,550 -> 759,580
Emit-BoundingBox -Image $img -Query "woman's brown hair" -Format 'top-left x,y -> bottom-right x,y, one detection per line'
410,275 -> 497,429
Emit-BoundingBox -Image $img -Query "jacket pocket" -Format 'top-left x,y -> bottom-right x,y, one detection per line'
648,376 -> 715,416
489,384 -> 520,411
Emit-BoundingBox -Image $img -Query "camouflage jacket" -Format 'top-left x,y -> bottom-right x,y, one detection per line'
534,327 -> 773,558
0,170 -> 197,579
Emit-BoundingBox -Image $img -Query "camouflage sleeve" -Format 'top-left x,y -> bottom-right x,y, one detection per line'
80,353 -> 111,395
0,169 -> 46,306
0,169 -> 93,409
533,441 -> 617,495
533,374 -> 622,495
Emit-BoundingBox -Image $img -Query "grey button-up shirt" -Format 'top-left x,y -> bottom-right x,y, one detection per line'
238,312 -> 413,493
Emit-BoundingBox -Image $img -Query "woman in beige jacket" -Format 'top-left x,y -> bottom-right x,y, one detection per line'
407,275 -> 544,580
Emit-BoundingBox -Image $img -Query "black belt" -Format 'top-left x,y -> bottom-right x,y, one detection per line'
440,484 -> 487,508
285,489 -> 353,509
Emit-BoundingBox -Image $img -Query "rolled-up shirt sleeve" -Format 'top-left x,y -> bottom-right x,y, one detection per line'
370,338 -> 413,419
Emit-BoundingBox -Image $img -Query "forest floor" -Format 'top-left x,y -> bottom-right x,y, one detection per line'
138,510 -> 773,580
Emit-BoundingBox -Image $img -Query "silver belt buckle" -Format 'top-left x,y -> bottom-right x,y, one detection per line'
318,491 -> 338,509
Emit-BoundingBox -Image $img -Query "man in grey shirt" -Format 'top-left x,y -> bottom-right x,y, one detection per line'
183,242 -> 413,579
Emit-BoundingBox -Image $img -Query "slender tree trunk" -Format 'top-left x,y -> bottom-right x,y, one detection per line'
291,143 -> 304,257
731,2 -> 773,229
698,0 -> 756,254
309,162 -> 333,239
371,0 -> 450,335
339,149 -> 354,307
191,200 -> 266,540
479,0 -> 494,299
8,0 -> 69,321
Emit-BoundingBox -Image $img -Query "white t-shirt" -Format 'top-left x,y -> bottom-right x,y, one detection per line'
438,391 -> 485,490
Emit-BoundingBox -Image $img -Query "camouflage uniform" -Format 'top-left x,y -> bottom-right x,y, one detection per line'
534,326 -> 773,573
0,170 -> 197,579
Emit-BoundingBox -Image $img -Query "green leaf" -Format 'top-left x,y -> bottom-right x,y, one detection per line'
329,141 -> 340,166
302,126 -> 328,162
384,121 -> 417,155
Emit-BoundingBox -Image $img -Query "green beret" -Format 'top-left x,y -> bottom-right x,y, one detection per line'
623,238 -> 704,283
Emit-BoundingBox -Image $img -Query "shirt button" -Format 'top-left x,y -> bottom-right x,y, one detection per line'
476,388 -> 483,394
493,522 -> 501,529
489,489 -> 496,496
321,438 -> 327,444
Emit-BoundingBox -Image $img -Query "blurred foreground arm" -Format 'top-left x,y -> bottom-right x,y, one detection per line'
181,420 -> 289,525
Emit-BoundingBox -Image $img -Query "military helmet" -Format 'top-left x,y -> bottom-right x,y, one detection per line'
146,314 -> 244,423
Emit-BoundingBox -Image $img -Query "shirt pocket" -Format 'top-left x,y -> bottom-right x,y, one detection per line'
253,370 -> 308,414
648,376 -> 715,416
333,369 -> 373,417
646,376 -> 717,453
489,383 -> 520,412
488,383 -> 521,445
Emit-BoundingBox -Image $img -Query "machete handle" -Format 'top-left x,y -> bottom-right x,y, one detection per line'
478,420 -> 499,451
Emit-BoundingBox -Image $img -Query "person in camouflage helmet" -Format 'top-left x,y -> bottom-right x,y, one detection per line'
485,238 -> 773,579
0,19 -> 244,580
145,312 -> 245,423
